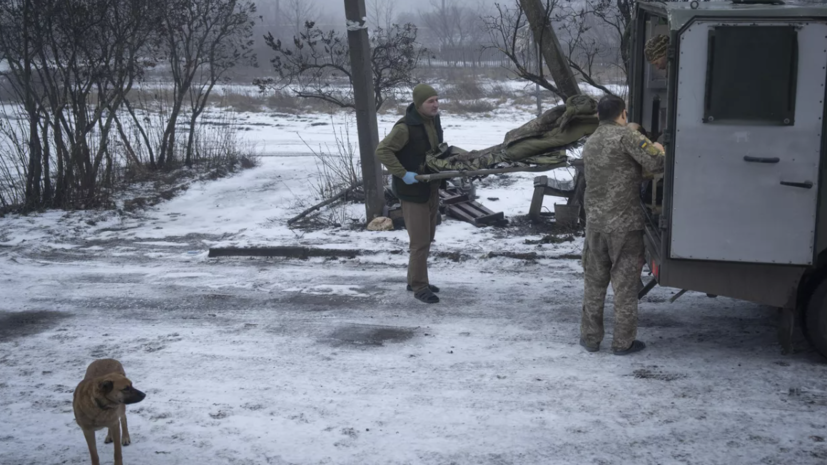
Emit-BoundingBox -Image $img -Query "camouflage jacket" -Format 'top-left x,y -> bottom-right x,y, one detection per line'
583,121 -> 665,233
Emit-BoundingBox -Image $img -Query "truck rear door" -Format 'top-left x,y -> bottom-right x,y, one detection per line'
669,20 -> 827,266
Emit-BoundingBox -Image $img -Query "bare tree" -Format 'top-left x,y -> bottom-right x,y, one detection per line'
256,22 -> 426,111
0,0 -> 158,209
483,0 -> 616,99
367,0 -> 397,32
418,0 -> 496,67
419,0 -> 468,50
553,3 -> 617,94
282,0 -> 319,38
586,0 -> 712,85
586,0 -> 634,80
155,0 -> 256,168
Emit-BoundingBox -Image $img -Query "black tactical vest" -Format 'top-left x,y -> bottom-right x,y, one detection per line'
392,104 -> 443,203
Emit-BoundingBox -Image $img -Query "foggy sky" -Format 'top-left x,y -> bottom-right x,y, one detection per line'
311,0 -> 501,16
258,0 -> 504,28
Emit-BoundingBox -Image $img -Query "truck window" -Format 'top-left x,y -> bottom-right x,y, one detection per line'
703,26 -> 798,125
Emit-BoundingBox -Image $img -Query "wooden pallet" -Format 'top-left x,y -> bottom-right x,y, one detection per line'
439,189 -> 505,227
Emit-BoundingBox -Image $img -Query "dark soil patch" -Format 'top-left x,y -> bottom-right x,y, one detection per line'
524,234 -> 575,245
494,214 -> 584,239
0,311 -> 71,342
326,324 -> 416,347
632,367 -> 686,382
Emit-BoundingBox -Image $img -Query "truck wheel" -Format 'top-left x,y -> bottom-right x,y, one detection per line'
805,278 -> 827,358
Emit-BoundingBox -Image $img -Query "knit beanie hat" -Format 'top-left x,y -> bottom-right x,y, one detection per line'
413,84 -> 438,108
644,34 -> 669,63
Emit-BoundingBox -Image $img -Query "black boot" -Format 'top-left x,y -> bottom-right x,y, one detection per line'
613,340 -> 646,356
407,284 -> 440,293
414,288 -> 440,304
579,339 -> 600,352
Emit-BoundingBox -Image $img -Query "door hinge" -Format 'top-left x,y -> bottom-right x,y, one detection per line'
659,215 -> 668,230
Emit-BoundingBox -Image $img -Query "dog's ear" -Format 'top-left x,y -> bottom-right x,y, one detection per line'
99,380 -> 114,393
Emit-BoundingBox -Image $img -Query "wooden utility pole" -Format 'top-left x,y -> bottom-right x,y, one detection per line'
344,0 -> 384,222
519,0 -> 580,99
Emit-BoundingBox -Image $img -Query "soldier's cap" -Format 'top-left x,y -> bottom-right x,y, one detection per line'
413,83 -> 438,108
644,34 -> 669,63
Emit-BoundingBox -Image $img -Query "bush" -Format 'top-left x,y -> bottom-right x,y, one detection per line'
446,99 -> 496,114
213,90 -> 264,113
444,77 -> 486,100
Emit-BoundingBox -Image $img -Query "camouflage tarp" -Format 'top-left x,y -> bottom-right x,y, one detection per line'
424,95 -> 599,173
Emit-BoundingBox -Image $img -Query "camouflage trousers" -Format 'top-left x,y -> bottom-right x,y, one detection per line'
580,229 -> 645,351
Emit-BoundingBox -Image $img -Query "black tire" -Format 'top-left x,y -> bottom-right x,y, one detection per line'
805,277 -> 827,359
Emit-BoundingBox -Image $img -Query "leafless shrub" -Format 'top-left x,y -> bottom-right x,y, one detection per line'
213,91 -> 265,113
191,109 -> 260,170
0,105 -> 27,208
300,116 -> 361,202
265,91 -> 302,114
256,22 -> 426,111
445,99 -> 497,114
443,78 -> 487,100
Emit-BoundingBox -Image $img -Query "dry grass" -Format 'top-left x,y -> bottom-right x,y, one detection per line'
444,99 -> 497,114
213,92 -> 265,113
443,79 -> 487,100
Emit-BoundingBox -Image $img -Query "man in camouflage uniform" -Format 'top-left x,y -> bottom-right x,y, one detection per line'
580,95 -> 665,355
375,84 -> 443,304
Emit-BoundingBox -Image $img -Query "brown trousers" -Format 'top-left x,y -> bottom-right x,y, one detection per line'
580,229 -> 645,351
401,182 -> 441,292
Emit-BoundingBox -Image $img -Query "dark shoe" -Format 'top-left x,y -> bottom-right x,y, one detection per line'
613,340 -> 646,356
407,284 -> 440,293
414,289 -> 440,304
579,339 -> 599,352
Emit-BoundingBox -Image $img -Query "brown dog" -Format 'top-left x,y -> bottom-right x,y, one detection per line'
73,359 -> 146,465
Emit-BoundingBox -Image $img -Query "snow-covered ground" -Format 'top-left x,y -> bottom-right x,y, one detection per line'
1,104 -> 827,465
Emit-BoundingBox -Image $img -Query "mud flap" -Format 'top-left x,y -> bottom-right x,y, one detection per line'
778,287 -> 808,355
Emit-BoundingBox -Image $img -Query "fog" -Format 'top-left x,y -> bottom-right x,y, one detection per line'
255,0 -> 504,30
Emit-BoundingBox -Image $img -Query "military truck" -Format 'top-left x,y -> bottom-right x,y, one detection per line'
627,0 -> 827,357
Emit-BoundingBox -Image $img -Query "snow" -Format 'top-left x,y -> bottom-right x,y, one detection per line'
1,103 -> 827,465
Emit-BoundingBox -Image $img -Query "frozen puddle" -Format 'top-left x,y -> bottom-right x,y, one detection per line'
285,284 -> 370,297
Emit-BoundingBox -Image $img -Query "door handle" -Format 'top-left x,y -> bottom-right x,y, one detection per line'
743,156 -> 780,164
780,180 -> 813,189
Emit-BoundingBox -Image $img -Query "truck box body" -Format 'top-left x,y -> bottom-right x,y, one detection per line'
629,1 -> 827,308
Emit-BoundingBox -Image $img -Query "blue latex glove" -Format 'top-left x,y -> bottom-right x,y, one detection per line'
402,172 -> 419,185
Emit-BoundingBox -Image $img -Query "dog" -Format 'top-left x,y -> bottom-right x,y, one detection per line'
73,359 -> 146,465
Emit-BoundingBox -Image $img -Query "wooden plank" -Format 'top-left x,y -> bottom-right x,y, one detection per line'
209,246 -> 361,259
440,187 -> 505,227
474,211 -> 505,226
533,175 -> 549,187
454,202 -> 482,216
468,200 -> 496,215
543,186 -> 574,198
445,204 -> 477,223
440,193 -> 470,205
529,185 -> 546,220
